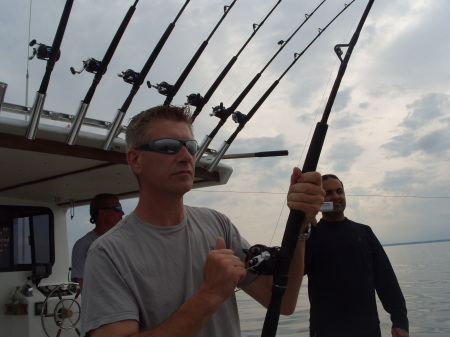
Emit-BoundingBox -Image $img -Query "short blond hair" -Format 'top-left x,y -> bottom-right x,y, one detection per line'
126,105 -> 193,150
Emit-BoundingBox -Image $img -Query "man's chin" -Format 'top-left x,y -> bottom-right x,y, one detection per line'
178,181 -> 193,194
333,204 -> 345,211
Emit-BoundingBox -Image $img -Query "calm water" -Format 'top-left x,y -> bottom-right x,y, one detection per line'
237,241 -> 450,337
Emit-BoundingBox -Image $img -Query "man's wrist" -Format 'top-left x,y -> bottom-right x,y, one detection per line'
298,223 -> 311,240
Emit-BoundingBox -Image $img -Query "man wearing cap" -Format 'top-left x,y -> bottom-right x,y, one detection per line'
71,193 -> 124,289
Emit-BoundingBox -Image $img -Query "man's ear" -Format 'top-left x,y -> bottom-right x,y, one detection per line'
127,149 -> 142,175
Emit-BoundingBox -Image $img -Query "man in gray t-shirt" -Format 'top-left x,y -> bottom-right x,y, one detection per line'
80,105 -> 325,337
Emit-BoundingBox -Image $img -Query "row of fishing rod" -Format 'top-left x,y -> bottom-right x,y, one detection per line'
24,1 -> 376,336
26,0 -> 353,166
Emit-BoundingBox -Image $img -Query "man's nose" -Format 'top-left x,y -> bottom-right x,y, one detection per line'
178,144 -> 194,158
329,191 -> 339,199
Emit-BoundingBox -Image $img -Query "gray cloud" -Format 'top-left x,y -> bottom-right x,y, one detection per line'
401,93 -> 449,130
333,111 -> 363,129
382,129 -> 450,158
327,140 -> 364,171
332,87 -> 352,112
416,129 -> 450,156
229,134 -> 293,190
382,93 -> 450,158
381,132 -> 416,157
377,169 -> 422,194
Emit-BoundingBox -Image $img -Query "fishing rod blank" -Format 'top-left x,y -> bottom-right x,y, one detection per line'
102,0 -> 191,150
221,150 -> 288,159
25,0 -> 74,139
195,0 -> 326,165
206,1 -> 355,172
261,1 -> 375,336
148,0 -> 238,107
187,0 -> 283,123
66,0 -> 139,146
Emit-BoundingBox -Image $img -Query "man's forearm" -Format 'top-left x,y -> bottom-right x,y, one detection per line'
279,232 -> 306,315
92,287 -> 224,337
242,220 -> 308,315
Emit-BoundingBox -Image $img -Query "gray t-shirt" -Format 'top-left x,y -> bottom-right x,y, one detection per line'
71,230 -> 98,279
81,206 -> 256,337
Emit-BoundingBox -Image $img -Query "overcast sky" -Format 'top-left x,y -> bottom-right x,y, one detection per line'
1,0 -> 449,249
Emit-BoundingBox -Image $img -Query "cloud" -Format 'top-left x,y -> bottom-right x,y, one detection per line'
377,169 -> 422,194
401,93 -> 449,130
332,87 -> 352,112
326,140 -> 364,171
382,93 -> 450,158
332,111 -> 363,129
381,132 -> 416,157
416,129 -> 450,156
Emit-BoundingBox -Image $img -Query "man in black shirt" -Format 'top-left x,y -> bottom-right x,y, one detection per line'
305,174 -> 409,337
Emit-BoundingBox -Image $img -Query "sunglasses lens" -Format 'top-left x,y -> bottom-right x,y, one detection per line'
154,139 -> 182,154
113,206 -> 122,212
138,138 -> 198,155
185,140 -> 198,155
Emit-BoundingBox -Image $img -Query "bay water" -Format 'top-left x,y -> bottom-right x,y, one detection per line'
237,241 -> 450,336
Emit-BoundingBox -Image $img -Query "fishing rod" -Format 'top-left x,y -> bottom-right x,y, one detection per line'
261,1 -> 375,336
187,0 -> 283,123
205,1 -> 355,172
66,0 -> 139,146
148,0 -> 238,106
25,0 -> 74,139
195,0 -> 326,165
101,0 -> 191,150
221,150 -> 288,159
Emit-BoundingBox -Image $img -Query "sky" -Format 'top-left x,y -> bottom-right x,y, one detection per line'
1,0 -> 449,251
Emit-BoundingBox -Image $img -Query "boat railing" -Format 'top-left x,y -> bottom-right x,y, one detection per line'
1,101 -> 126,135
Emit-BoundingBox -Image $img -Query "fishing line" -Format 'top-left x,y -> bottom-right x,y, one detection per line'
66,0 -> 140,146
150,0 -> 239,106
222,43 -> 279,105
203,1 -> 355,173
103,0 -> 191,150
25,0 -> 75,139
261,1 -> 375,335
195,0 -> 328,163
269,1 -> 364,245
196,55 -> 232,96
177,2 -> 235,85
191,189 -> 450,199
296,4 -> 364,165
25,0 -> 33,109
188,0 -> 284,121
266,70 -> 337,246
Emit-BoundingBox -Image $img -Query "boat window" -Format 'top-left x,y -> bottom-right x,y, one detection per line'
0,206 -> 54,272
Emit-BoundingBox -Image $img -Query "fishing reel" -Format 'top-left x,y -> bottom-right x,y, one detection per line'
210,102 -> 229,119
70,58 -> 106,75
147,81 -> 174,96
28,40 -> 61,61
243,244 -> 281,275
232,111 -> 247,124
118,69 -> 140,84
186,93 -> 204,107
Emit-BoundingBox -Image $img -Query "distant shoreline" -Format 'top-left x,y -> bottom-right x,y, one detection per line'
383,239 -> 450,247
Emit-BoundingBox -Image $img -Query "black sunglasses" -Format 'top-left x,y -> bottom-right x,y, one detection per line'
136,138 -> 198,155
100,206 -> 123,212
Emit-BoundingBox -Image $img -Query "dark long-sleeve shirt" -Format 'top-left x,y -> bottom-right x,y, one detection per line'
304,218 -> 408,336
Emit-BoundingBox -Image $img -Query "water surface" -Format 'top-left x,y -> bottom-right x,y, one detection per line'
237,241 -> 450,336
